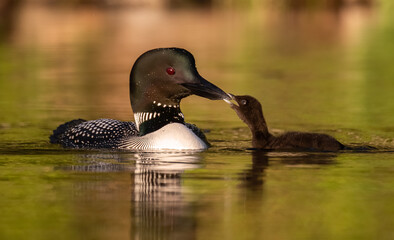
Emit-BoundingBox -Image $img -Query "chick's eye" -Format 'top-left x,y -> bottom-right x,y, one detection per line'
240,99 -> 247,105
166,67 -> 176,75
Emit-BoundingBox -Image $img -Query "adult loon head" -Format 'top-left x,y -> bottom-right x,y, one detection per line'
130,48 -> 229,135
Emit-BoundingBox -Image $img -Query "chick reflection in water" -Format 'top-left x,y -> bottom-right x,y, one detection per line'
239,151 -> 337,192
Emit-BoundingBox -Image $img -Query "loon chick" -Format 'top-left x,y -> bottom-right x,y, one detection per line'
226,94 -> 345,151
50,48 -> 230,151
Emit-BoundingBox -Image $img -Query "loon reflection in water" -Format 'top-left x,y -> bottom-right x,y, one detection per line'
62,152 -> 200,240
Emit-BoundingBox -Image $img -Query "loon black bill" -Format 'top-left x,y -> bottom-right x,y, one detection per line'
181,76 -> 230,100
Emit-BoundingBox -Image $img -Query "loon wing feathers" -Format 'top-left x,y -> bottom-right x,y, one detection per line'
50,119 -> 138,149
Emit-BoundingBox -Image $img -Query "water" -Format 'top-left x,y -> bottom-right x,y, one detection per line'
1,2 -> 394,240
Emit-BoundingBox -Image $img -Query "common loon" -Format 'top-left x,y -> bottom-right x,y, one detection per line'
50,48 -> 230,151
226,94 -> 345,151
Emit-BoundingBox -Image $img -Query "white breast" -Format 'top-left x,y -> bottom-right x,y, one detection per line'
119,123 -> 208,151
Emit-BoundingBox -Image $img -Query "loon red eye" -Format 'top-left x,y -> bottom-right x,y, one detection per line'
166,67 -> 176,75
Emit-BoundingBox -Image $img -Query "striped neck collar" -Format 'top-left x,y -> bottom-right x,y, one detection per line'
134,101 -> 185,136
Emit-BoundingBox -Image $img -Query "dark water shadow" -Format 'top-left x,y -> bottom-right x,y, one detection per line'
238,151 -> 269,192
0,0 -> 21,41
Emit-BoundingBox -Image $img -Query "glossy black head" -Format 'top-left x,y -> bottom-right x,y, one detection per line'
227,94 -> 266,130
129,48 -> 229,112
